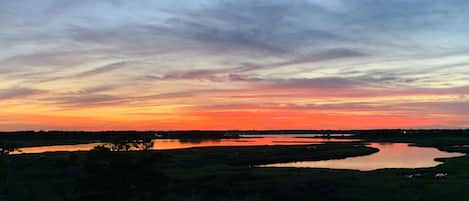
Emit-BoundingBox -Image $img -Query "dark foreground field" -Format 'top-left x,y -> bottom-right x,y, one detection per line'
2,130 -> 469,201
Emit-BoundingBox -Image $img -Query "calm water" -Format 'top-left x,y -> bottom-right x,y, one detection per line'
260,143 -> 465,171
12,136 -> 354,154
239,134 -> 354,137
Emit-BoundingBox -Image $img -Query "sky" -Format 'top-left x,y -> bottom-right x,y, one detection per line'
1,0 -> 469,130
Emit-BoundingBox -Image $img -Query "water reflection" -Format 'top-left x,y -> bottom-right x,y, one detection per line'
12,143 -> 105,154
260,143 -> 465,171
239,134 -> 354,138
12,136 -> 354,154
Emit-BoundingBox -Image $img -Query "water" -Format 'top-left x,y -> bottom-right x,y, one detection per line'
12,143 -> 105,154
12,136 -> 354,154
260,143 -> 465,171
12,138 -> 464,171
239,134 -> 354,137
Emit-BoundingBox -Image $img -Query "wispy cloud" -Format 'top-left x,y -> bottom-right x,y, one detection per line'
0,87 -> 45,100
39,61 -> 128,83
73,61 -> 127,78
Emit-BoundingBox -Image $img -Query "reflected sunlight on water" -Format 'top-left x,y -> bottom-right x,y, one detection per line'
260,143 -> 465,171
12,136 -> 355,154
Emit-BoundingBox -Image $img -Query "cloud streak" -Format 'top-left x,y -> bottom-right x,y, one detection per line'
0,87 -> 45,100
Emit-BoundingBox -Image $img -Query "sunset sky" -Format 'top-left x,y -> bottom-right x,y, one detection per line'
1,0 -> 469,130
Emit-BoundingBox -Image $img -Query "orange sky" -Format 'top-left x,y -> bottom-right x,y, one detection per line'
0,104 -> 463,131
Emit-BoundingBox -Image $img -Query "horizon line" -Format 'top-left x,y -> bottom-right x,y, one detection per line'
1,128 -> 469,133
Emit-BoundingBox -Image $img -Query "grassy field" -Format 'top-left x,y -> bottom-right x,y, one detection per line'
2,132 -> 469,201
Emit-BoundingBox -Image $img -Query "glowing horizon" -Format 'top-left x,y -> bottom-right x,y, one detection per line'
1,1 -> 469,131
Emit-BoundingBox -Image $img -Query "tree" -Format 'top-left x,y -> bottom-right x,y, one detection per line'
0,143 -> 17,156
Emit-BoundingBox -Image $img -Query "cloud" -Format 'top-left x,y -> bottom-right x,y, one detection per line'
73,85 -> 118,95
0,87 -> 45,100
156,48 -> 366,82
73,61 -> 127,78
268,77 -> 362,89
398,101 -> 469,115
44,94 -> 125,108
39,61 -> 128,83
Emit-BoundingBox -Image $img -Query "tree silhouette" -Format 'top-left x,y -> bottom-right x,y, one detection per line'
0,143 -> 17,156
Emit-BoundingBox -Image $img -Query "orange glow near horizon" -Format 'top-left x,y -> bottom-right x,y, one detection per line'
1,84 -> 467,131
0,105 -> 461,131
